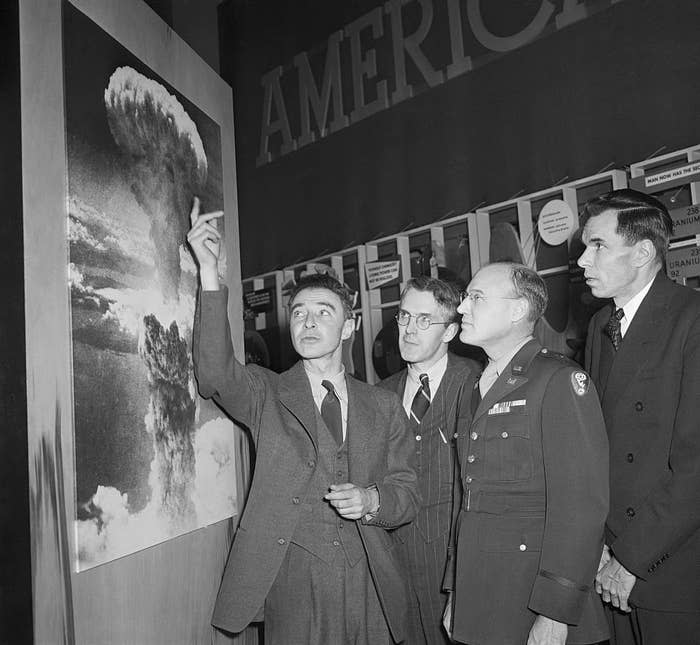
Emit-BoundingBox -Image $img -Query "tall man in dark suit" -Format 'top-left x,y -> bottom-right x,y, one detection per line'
187,202 -> 419,644
578,188 -> 700,645
444,262 -> 609,645
379,276 -> 479,645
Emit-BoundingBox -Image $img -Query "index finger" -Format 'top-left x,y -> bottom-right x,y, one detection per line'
193,211 -> 225,227
189,196 -> 201,225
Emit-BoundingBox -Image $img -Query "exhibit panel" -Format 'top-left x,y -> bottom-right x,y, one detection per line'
630,144 -> 700,289
364,214 -> 481,382
19,0 -> 251,642
475,170 -> 627,357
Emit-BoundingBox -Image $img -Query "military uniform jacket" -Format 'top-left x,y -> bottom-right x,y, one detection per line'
585,273 -> 700,612
193,289 -> 420,640
447,340 -> 609,645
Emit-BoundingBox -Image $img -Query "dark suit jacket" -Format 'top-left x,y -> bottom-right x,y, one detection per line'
585,272 -> 700,612
448,340 -> 609,645
380,353 -> 478,644
193,289 -> 420,640
379,353 -> 478,547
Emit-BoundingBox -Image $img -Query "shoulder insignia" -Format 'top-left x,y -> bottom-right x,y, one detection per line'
571,371 -> 589,396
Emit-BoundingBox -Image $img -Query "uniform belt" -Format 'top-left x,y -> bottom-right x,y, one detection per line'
462,492 -> 545,514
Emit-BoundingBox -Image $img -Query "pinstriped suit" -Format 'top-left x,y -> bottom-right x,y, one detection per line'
380,353 -> 479,645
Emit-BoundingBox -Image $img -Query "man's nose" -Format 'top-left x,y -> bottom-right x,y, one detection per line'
405,316 -> 419,332
577,248 -> 590,268
303,313 -> 317,327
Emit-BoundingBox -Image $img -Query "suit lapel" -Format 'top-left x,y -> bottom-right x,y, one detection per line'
278,361 -> 319,450
603,274 -> 670,404
346,375 -> 373,484
435,354 -> 471,425
472,340 -> 539,422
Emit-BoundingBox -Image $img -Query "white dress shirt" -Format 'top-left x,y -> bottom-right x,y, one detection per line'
402,353 -> 449,416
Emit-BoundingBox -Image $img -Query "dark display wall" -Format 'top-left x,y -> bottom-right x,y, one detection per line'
0,0 -> 33,642
219,0 -> 700,277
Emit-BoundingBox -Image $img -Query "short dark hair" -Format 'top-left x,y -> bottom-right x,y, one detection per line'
401,275 -> 461,323
499,263 -> 548,324
287,273 -> 355,319
580,188 -> 673,264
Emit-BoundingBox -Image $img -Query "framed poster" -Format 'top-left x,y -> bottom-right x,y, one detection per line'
21,0 -> 245,641
63,0 -> 237,572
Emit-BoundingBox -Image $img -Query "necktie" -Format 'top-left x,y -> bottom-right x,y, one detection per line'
479,363 -> 499,398
410,373 -> 431,423
604,307 -> 625,351
321,380 -> 343,445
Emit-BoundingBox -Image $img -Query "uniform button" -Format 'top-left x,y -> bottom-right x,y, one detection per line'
337,471 -> 344,477
501,431 -> 509,439
626,453 -> 634,463
470,432 -> 478,441
338,522 -> 344,529
453,432 -> 459,439
277,538 -> 286,545
332,540 -> 340,546
541,348 -> 548,354
465,476 -> 473,483
416,435 -> 422,441
626,507 -> 635,517
635,401 -> 643,411
467,455 -> 475,463
292,497 -> 300,504
519,544 -> 527,551
307,460 -> 316,468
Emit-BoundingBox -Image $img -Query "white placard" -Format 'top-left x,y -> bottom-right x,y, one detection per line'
538,199 -> 575,246
365,260 -> 400,289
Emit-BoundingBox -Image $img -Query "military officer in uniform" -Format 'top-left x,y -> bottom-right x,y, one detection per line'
444,262 -> 609,645
379,276 -> 479,645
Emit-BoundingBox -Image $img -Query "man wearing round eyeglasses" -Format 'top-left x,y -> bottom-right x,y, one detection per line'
379,276 -> 479,645
443,262 -> 609,645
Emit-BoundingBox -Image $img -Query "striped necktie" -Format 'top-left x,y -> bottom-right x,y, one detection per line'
410,373 -> 430,423
604,306 -> 625,351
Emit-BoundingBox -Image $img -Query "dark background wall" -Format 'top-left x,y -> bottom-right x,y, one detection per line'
0,1 -> 32,642
218,0 -> 700,278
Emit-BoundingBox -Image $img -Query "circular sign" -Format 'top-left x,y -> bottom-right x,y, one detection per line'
537,199 -> 575,246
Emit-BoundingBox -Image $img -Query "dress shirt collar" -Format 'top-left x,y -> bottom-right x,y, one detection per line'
615,275 -> 655,337
487,336 -> 534,379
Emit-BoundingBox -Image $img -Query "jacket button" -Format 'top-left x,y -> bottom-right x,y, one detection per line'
501,431 -> 509,439
416,435 -> 422,441
519,544 -> 527,551
471,432 -> 478,440
467,455 -> 475,463
333,540 -> 340,546
453,432 -> 459,439
635,401 -> 643,411
307,460 -> 316,468
465,475 -> 473,483
292,497 -> 300,505
626,507 -> 635,517
277,538 -> 286,545
626,453 -> 634,463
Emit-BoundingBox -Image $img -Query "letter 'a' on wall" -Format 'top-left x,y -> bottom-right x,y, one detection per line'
19,0 -> 252,643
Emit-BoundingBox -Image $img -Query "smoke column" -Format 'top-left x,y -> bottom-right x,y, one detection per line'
104,67 -> 206,531
104,66 -> 207,302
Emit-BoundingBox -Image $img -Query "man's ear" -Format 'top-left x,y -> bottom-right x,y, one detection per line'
341,317 -> 355,341
442,321 -> 459,344
510,298 -> 529,324
632,239 -> 656,268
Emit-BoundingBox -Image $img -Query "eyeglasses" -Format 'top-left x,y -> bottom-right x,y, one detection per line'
395,310 -> 453,330
460,291 -> 522,305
